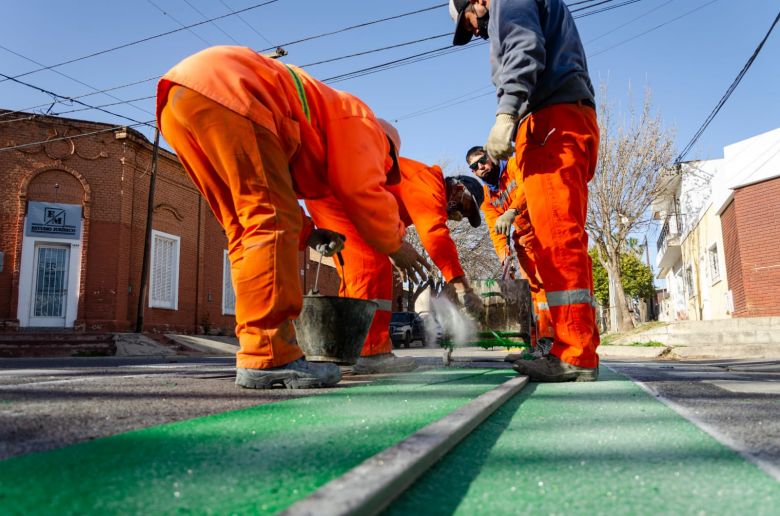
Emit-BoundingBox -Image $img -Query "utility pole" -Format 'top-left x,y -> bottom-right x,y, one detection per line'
135,129 -> 160,333
644,235 -> 655,320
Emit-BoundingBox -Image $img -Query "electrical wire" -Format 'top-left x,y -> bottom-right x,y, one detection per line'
258,3 -> 448,52
574,0 -> 643,18
146,0 -> 214,46
219,0 -> 274,47
0,72 -> 155,129
589,0 -> 719,58
300,33 -> 451,68
0,75 -> 161,120
0,43 -> 155,117
0,120 -> 154,153
0,0 -> 280,84
181,0 -> 243,45
586,0 -> 675,44
676,8 -> 780,163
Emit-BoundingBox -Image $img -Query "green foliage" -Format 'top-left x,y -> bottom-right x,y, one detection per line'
590,248 -> 654,306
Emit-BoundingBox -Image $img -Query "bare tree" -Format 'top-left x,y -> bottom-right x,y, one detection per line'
587,85 -> 676,331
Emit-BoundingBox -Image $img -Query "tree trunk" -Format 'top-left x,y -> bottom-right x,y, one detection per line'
605,252 -> 636,332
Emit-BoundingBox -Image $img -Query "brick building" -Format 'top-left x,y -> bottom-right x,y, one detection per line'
0,111 -> 344,334
718,175 -> 780,317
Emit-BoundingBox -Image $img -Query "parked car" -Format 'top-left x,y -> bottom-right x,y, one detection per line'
390,311 -> 424,348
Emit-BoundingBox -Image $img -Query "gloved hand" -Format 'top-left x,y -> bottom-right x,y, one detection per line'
458,289 -> 485,318
485,113 -> 518,161
494,208 -> 517,237
307,228 -> 346,257
389,241 -> 431,284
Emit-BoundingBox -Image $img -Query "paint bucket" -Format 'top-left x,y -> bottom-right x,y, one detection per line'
293,295 -> 378,365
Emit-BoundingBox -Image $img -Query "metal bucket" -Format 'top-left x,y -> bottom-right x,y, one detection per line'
293,295 -> 378,365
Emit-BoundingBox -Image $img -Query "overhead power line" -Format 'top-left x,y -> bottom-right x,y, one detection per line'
0,0 -> 281,85
0,43 -> 154,117
588,0 -> 720,58
676,8 -> 780,163
573,0 -> 643,18
258,3 -> 447,52
0,120 -> 154,153
300,33 -> 450,68
0,75 -> 161,120
0,72 -> 155,129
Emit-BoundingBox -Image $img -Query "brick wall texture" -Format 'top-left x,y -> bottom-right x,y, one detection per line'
720,176 -> 780,317
0,112 -> 341,334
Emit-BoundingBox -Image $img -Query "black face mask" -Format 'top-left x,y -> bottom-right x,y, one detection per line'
482,166 -> 499,186
476,12 -> 490,40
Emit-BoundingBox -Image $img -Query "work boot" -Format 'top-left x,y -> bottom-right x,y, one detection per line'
236,358 -> 341,389
512,354 -> 598,382
352,353 -> 418,375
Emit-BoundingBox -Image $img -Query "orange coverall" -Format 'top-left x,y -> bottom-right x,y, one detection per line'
480,159 -> 554,344
306,157 -> 464,356
515,102 -> 600,368
156,46 -> 404,369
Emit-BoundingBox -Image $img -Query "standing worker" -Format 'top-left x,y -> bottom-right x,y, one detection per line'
306,121 -> 484,374
157,46 -> 428,389
464,145 -> 554,354
449,0 -> 600,381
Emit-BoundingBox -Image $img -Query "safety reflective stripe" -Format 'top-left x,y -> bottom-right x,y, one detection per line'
546,289 -> 593,307
370,299 -> 393,312
285,65 -> 310,122
537,302 -> 549,311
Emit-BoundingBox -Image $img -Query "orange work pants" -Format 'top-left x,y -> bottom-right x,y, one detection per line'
515,102 -> 600,368
513,235 -> 554,343
305,196 -> 392,357
159,86 -> 304,369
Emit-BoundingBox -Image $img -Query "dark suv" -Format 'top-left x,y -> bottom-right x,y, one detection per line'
390,312 -> 424,348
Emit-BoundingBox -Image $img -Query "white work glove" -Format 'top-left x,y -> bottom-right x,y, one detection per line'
485,113 -> 518,161
458,289 -> 485,319
307,228 -> 346,257
494,208 -> 517,237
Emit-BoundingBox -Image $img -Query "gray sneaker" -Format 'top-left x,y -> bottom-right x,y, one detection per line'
352,353 -> 418,375
512,354 -> 598,382
236,358 -> 341,389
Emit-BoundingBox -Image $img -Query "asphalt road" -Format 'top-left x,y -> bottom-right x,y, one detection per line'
0,354 -> 778,484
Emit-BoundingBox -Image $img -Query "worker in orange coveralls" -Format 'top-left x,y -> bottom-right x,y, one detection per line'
157,46 -> 429,389
450,0 -> 600,381
464,145 -> 554,357
306,120 -> 485,374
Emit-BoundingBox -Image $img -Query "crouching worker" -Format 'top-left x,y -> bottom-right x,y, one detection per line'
157,46 -> 425,389
465,146 -> 554,354
306,121 -> 485,374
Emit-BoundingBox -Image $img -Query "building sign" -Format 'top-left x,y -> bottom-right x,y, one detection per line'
25,201 -> 82,240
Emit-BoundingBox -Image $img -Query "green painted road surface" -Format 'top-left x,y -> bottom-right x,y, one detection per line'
1,367 -> 778,514
387,367 -> 779,515
0,369 -> 514,514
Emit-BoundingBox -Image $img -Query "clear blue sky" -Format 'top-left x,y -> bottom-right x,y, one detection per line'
3,0 -> 779,171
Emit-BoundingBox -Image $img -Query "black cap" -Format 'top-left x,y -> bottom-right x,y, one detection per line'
449,0 -> 473,46
447,175 -> 484,228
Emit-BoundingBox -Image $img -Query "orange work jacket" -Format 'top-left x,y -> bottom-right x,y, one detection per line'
156,46 -> 403,255
480,159 -> 532,261
385,157 -> 465,282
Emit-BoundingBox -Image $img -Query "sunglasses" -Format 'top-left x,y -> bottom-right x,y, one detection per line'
469,155 -> 488,171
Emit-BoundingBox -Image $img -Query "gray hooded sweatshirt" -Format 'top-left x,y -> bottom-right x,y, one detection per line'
489,0 -> 595,119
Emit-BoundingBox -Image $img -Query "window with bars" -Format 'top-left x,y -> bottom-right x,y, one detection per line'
149,230 -> 180,310
708,244 -> 720,283
222,250 -> 236,315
